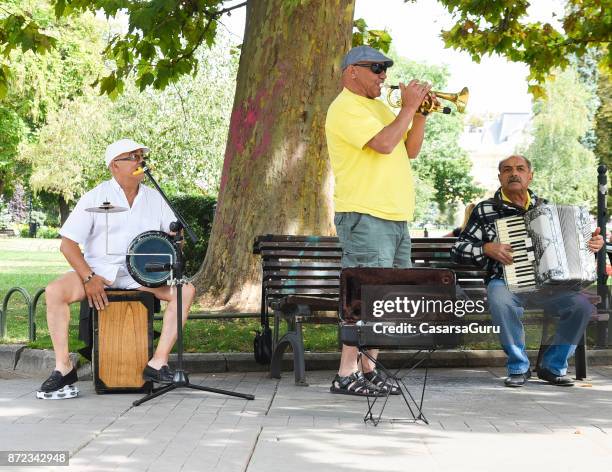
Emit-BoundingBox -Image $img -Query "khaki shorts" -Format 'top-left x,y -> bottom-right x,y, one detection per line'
334,212 -> 412,269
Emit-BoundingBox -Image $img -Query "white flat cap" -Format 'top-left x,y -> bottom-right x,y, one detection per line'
104,138 -> 149,167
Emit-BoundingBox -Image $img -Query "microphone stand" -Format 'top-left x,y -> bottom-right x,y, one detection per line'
133,161 -> 255,406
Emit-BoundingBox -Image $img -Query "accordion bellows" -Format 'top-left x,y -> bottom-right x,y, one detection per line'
496,204 -> 597,293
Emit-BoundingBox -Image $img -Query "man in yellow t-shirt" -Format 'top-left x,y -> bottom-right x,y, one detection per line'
325,45 -> 435,397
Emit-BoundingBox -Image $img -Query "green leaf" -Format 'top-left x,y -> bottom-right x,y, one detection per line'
528,84 -> 546,100
99,73 -> 117,96
54,0 -> 67,18
353,18 -> 367,32
0,77 -> 7,99
137,72 -> 155,91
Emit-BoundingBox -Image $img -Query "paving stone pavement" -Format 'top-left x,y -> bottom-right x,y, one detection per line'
1,366 -> 612,472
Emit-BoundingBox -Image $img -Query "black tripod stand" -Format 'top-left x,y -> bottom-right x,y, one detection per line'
133,162 -> 254,406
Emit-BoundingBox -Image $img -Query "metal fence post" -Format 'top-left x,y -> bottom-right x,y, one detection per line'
31,288 -> 46,342
597,165 -> 609,347
1,287 -> 32,340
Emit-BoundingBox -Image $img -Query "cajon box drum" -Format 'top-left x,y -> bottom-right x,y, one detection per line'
93,290 -> 154,393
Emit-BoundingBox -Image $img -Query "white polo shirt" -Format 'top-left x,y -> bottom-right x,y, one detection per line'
59,178 -> 175,283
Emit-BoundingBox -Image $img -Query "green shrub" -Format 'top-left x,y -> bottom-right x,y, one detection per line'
36,226 -> 60,239
0,197 -> 11,229
169,195 -> 216,277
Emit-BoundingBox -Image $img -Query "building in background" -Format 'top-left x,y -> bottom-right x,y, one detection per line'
460,112 -> 532,195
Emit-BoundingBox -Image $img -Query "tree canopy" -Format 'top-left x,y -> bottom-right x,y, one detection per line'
387,52 -> 484,220
1,1 -> 609,99
435,0 -> 611,98
19,34 -> 238,203
520,67 -> 598,207
0,0 -> 104,196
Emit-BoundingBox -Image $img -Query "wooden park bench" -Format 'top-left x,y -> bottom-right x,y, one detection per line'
253,234 -> 609,385
0,228 -> 16,237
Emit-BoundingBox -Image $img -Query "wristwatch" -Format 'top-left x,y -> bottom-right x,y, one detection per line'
83,272 -> 96,285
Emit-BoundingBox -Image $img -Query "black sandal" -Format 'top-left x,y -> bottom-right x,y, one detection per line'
363,369 -> 401,395
330,372 -> 384,397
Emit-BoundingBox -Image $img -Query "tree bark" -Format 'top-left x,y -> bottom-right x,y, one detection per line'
58,195 -> 70,226
193,0 -> 355,310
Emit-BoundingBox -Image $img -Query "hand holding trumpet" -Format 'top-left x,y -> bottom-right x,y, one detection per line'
397,80 -> 436,115
385,83 -> 469,115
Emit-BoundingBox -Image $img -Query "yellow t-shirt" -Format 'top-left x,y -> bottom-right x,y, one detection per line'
325,88 -> 415,221
501,189 -> 531,209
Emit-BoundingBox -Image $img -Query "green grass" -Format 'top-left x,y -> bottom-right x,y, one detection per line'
0,237 -> 340,353
0,239 -> 72,345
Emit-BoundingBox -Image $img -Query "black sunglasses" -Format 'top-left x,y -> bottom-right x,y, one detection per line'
353,62 -> 389,74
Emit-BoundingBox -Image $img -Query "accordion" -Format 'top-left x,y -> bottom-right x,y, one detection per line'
495,204 -> 596,293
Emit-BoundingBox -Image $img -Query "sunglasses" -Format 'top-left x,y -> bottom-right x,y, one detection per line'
353,62 -> 389,74
115,151 -> 146,163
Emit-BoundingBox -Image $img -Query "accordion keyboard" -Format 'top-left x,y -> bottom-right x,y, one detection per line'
495,216 -> 536,292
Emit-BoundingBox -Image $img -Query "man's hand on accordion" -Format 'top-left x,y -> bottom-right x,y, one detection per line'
588,227 -> 604,253
483,242 -> 514,265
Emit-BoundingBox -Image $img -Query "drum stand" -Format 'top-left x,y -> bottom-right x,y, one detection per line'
133,163 -> 254,406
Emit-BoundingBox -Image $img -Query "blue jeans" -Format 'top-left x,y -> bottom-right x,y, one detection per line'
487,279 -> 592,376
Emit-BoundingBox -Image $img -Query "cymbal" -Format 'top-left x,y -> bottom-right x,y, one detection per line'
85,202 -> 128,213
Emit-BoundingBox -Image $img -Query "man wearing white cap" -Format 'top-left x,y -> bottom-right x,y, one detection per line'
37,139 -> 195,399
326,46 -> 435,397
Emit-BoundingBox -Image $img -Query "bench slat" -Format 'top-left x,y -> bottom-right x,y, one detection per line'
266,288 -> 339,296
410,243 -> 456,250
260,249 -> 342,259
263,270 -> 341,279
256,241 -> 342,251
264,280 -> 339,288
262,261 -> 343,270
254,235 -> 340,253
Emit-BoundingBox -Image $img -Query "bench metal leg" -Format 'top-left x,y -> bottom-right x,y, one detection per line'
273,310 -> 281,346
575,331 -> 587,380
538,312 -> 588,380
269,319 -> 308,386
535,311 -> 552,373
596,320 -> 608,349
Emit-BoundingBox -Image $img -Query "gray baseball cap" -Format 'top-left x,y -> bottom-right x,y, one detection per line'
341,45 -> 393,70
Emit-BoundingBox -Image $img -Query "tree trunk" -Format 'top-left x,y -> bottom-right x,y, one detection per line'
58,195 -> 70,226
193,0 -> 355,310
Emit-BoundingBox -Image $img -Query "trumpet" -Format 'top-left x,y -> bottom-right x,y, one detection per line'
383,85 -> 469,115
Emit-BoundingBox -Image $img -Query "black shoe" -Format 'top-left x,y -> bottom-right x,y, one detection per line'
143,365 -> 174,384
39,367 -> 78,392
537,367 -> 574,387
330,372 -> 385,397
36,368 -> 79,400
363,369 -> 401,395
504,369 -> 531,388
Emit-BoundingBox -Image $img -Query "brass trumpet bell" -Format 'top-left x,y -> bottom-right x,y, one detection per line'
384,85 -> 469,115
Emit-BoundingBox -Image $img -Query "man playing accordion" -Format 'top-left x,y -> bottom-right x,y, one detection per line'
452,155 -> 604,387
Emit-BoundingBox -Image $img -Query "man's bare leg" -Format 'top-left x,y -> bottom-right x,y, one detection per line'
338,345 -> 378,377
139,282 -> 196,369
45,272 -> 86,375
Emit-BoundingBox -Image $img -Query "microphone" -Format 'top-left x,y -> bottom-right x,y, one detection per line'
145,262 -> 172,272
133,160 -> 148,176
